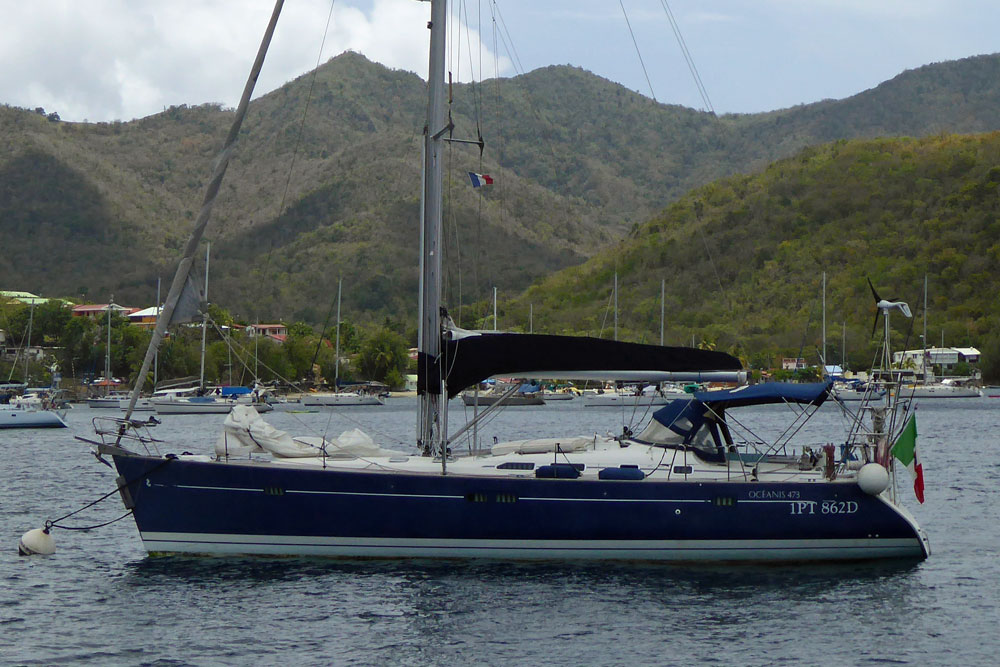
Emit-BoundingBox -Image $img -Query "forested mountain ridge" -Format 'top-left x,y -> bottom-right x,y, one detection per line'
504,132 -> 1000,378
2,51 -> 1000,326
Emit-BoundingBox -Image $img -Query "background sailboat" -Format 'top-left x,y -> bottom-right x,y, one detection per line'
1,303 -> 68,428
297,279 -> 384,407
148,244 -> 272,415
86,299 -> 128,408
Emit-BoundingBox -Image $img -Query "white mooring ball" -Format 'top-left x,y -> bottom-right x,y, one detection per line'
18,528 -> 55,556
857,463 -> 890,496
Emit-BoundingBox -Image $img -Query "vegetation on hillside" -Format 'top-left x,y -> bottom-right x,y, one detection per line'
4,53 -> 1000,326
502,133 -> 1000,380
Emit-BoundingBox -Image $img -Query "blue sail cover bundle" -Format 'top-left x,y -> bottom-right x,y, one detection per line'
418,333 -> 743,398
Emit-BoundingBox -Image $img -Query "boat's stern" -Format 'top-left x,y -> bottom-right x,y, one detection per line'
884,494 -> 931,559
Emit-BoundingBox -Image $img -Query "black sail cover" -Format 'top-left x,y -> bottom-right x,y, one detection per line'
418,332 -> 743,398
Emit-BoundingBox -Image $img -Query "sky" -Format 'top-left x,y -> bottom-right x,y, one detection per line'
2,0 -> 999,123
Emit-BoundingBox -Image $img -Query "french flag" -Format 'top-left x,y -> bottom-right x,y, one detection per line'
468,172 -> 494,188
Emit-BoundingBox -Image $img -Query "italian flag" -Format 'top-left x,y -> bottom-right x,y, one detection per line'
891,414 -> 925,503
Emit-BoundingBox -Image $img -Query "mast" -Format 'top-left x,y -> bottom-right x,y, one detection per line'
821,271 -> 826,369
493,287 -> 498,331
922,274 -> 928,382
660,278 -> 665,346
842,321 -> 846,370
24,302 -> 34,384
154,278 -> 160,388
614,271 -> 618,341
334,277 -> 342,387
106,296 -> 113,394
417,0 -> 448,463
199,243 -> 210,390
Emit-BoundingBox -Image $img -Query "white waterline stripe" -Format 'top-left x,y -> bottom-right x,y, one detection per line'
141,532 -> 918,550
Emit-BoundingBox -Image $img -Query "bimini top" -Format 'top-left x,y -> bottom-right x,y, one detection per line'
418,330 -> 744,398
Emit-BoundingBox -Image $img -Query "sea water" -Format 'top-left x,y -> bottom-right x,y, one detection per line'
1,398 -> 998,665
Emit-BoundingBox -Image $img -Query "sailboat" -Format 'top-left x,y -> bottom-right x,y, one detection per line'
581,274 -> 680,407
1,302 -> 69,428
817,275 -> 884,404
148,245 -> 272,415
1,388 -> 68,429
297,279 -> 384,407
84,0 -> 928,561
896,276 -> 981,399
86,300 -> 129,408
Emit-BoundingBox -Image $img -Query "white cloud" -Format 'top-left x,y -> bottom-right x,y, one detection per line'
0,0 -> 996,120
0,0 -> 510,122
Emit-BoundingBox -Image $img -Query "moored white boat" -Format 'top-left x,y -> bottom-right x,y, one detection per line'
152,394 -> 273,415
461,383 -> 545,406
897,379 -> 982,399
540,389 -> 575,401
1,395 -> 68,429
88,391 -> 132,409
299,391 -> 384,407
119,397 -> 155,411
830,381 -> 885,402
582,391 -> 667,407
582,383 -> 688,407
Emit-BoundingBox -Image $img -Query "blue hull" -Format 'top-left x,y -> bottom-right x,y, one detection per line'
110,452 -> 929,562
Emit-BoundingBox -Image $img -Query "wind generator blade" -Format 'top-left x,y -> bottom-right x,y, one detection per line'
866,277 -> 881,304
868,276 -> 883,338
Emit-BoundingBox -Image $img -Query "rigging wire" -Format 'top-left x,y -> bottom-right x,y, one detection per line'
443,0 -> 494,328
452,0 -> 547,328
619,1 -> 658,102
658,0 -> 715,114
253,0 -> 337,327
488,0 -> 527,75
309,280 -> 341,380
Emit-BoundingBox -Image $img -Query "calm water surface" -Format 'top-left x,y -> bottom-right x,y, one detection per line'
1,398 -> 998,665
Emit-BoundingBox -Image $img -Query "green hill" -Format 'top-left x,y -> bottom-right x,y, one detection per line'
505,133 -> 1000,378
3,52 -> 1000,328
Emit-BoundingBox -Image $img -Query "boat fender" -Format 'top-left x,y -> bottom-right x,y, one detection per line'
18,527 -> 55,556
857,463 -> 890,495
